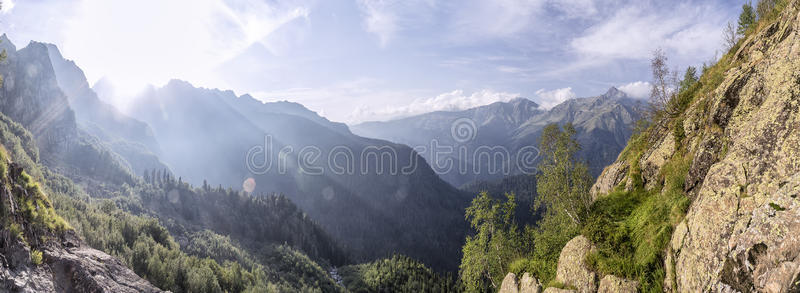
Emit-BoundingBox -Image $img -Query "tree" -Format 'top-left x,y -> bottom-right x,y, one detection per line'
459,192 -> 521,292
679,66 -> 699,93
649,48 -> 680,118
513,123 -> 592,284
723,21 -> 740,52
534,123 -> 592,227
738,2 -> 757,35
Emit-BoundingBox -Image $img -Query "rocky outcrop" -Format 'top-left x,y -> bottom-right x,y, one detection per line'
499,272 -> 542,293
0,159 -> 162,292
669,1 -> 800,291
590,0 -> 800,291
597,275 -> 638,293
555,236 -> 597,293
590,161 -> 628,200
500,273 -> 521,293
1,231 -> 163,292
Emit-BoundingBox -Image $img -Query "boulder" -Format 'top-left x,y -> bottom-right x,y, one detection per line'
542,288 -> 576,293
520,273 -> 542,293
499,273 -> 520,293
555,236 -> 597,293
597,275 -> 638,293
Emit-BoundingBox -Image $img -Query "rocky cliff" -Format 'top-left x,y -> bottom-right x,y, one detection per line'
0,155 -> 161,292
503,0 -> 800,292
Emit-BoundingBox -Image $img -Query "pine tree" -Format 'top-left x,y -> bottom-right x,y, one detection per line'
738,2 -> 757,35
679,66 -> 699,93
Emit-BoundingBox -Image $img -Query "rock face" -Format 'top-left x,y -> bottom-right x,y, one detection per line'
0,160 -> 161,292
499,272 -> 542,293
597,275 -> 638,293
500,273 -> 520,293
591,1 -> 800,291
1,231 -> 162,292
555,236 -> 597,293
520,273 -> 543,293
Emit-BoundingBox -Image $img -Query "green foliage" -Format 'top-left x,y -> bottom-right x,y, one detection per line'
738,2 -> 757,35
460,192 -> 522,292
0,113 -> 340,292
757,0 -> 778,19
31,249 -> 43,265
535,123 -> 592,228
461,174 -> 540,227
524,210 -> 579,284
340,255 -> 459,293
582,154 -> 691,292
132,178 -> 348,266
673,117 -> 686,150
522,123 -> 592,284
507,258 -> 537,277
679,66 -> 698,93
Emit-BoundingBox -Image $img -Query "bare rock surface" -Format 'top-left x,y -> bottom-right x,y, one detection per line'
555,236 -> 597,293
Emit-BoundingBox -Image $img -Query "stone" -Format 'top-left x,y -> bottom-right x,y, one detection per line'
555,236 -> 597,293
542,287 -> 576,293
597,275 -> 638,293
499,273 -> 520,293
590,161 -> 628,200
520,273 -> 542,293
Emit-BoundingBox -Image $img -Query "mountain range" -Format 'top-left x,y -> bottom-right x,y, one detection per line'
352,87 -> 643,187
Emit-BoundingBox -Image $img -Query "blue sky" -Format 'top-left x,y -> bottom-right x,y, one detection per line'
0,0 -> 745,123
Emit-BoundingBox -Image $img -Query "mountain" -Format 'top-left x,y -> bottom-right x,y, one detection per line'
44,43 -> 168,176
351,88 -> 642,187
126,80 -> 471,270
500,1 -> 800,291
0,37 -> 350,291
0,37 -> 138,193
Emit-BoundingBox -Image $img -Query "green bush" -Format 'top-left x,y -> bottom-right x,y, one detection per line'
508,258 -> 537,277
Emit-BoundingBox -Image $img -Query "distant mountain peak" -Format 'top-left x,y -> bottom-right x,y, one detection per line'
603,86 -> 626,99
0,33 -> 15,52
509,97 -> 539,107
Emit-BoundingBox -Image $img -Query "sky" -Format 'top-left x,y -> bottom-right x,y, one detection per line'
0,0 -> 745,124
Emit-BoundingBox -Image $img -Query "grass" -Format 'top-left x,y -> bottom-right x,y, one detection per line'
582,153 -> 691,292
30,249 -> 43,265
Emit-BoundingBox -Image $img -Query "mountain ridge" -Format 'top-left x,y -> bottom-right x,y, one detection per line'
352,87 -> 642,187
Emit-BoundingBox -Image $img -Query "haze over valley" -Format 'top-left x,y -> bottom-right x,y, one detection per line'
2,1 -> 800,292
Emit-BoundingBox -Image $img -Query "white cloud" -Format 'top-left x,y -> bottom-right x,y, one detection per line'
345,89 -> 522,123
447,0 -> 545,42
355,0 -> 436,47
618,81 -> 651,99
535,87 -> 576,109
570,2 -> 726,61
